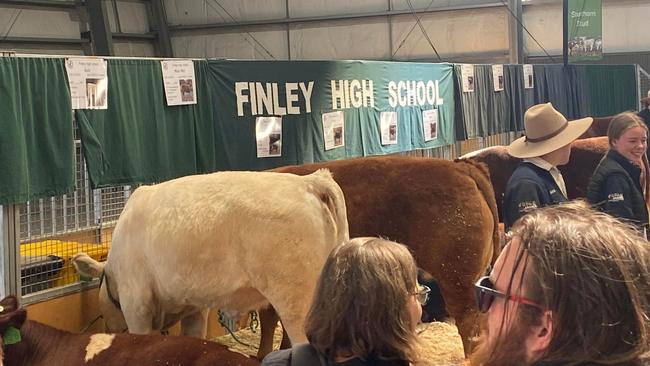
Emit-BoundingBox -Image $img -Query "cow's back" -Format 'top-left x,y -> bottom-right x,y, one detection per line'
274,156 -> 498,353
560,136 -> 608,198
107,170 -> 348,314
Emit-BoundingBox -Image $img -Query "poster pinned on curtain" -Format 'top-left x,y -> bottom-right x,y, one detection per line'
160,60 -> 197,106
523,64 -> 534,89
322,111 -> 345,151
380,111 -> 398,145
255,116 -> 282,158
64,58 -> 108,109
492,65 -> 504,92
422,109 -> 438,142
461,64 -> 475,93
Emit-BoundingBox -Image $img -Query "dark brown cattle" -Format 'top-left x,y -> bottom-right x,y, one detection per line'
266,156 -> 500,355
459,136 -> 609,222
578,116 -> 613,139
0,296 -> 259,366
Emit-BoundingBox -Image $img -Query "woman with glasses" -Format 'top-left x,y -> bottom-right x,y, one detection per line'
470,201 -> 650,366
262,237 -> 430,366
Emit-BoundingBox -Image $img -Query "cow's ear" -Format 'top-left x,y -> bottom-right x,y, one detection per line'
71,252 -> 105,278
0,296 -> 27,333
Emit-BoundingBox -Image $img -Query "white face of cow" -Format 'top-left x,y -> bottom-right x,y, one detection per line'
98,282 -> 127,333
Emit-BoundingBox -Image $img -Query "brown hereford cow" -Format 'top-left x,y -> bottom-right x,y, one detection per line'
459,136 -> 609,221
578,116 -> 613,139
0,296 -> 259,366
266,156 -> 500,355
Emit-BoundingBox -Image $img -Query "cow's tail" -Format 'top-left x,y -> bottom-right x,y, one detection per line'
455,159 -> 501,265
72,252 -> 106,278
306,169 -> 350,246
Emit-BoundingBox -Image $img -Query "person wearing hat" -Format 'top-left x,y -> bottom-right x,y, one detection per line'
638,90 -> 650,130
503,103 -> 593,230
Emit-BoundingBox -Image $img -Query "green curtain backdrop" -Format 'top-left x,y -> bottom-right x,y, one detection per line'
77,59 -> 217,188
0,58 -> 74,205
207,60 -> 455,171
455,64 -> 532,139
585,64 -> 637,117
0,56 -> 640,202
455,63 -> 635,139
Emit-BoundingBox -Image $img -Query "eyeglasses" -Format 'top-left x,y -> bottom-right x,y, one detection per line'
474,276 -> 545,313
414,285 -> 431,306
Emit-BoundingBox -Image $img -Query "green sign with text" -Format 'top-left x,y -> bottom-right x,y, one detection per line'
568,0 -> 603,62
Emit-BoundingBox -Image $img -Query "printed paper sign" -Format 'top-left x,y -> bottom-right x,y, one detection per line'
422,109 -> 438,142
380,111 -> 398,145
523,64 -> 534,89
161,60 -> 197,106
461,64 -> 475,93
492,65 -> 504,92
64,58 -> 108,109
322,111 -> 345,150
255,116 -> 282,158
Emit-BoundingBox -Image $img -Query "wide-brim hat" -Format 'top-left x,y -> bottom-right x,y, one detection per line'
508,103 -> 593,159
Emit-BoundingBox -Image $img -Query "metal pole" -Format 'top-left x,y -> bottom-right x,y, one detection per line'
563,0 -> 568,66
388,0 -> 393,60
286,0 -> 291,60
516,0 -> 523,64
150,0 -> 173,57
86,0 -> 114,56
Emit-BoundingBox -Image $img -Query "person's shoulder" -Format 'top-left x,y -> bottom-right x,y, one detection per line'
507,164 -> 546,187
261,349 -> 292,366
511,162 -> 547,178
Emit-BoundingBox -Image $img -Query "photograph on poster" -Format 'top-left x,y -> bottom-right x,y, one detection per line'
322,111 -> 345,150
467,76 -> 475,92
269,134 -> 281,156
180,79 -> 194,102
333,127 -> 343,146
422,109 -> 438,142
380,111 -> 398,145
255,116 -> 283,158
86,78 -> 107,108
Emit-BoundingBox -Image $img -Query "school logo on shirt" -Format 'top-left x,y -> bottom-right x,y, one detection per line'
518,201 -> 538,212
607,193 -> 624,202
549,189 -> 557,194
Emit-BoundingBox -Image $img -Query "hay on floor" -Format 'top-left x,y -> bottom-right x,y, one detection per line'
213,321 -> 465,365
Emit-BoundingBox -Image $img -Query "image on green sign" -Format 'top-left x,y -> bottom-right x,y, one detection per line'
568,0 -> 602,62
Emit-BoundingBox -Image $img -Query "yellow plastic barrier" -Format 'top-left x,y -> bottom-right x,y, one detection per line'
20,240 -> 110,288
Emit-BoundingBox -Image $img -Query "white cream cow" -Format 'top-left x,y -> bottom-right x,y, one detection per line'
73,169 -> 348,353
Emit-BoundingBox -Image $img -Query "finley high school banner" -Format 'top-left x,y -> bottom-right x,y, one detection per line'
568,0 -> 603,62
208,60 -> 455,171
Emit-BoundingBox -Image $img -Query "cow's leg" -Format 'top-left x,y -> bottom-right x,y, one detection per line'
120,296 -> 155,335
257,306 -> 279,360
455,306 -> 481,357
180,308 -> 209,339
261,284 -> 313,348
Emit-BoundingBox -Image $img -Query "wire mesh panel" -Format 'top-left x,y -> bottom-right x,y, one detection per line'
17,130 -> 134,300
